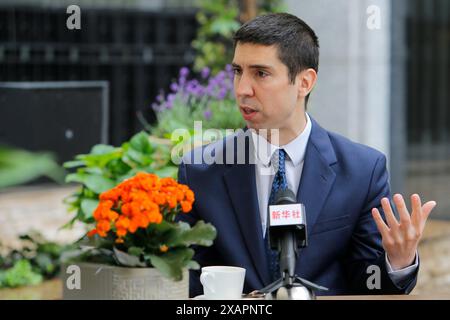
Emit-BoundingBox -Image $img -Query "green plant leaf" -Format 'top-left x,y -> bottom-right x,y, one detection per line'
124,147 -> 152,166
0,146 -> 64,188
186,260 -> 200,270
147,248 -> 194,281
210,18 -> 240,36
129,132 -> 153,154
153,166 -> 178,179
80,198 -> 99,220
84,167 -> 104,175
0,260 -> 43,288
164,221 -> 217,248
112,247 -> 146,267
107,158 -> 132,176
60,246 -> 114,265
66,173 -> 115,194
91,144 -> 117,155
84,175 -> 116,193
76,150 -> 121,168
35,253 -> 54,274
63,160 -> 85,168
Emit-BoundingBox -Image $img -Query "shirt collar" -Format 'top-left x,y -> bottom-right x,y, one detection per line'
251,112 -> 312,167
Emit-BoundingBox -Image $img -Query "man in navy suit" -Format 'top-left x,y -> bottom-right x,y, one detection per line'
177,13 -> 436,297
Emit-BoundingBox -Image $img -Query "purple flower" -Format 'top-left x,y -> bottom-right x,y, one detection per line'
165,93 -> 176,109
190,79 -> 199,86
192,87 -> 203,97
208,77 -> 218,88
217,87 -> 228,100
203,109 -> 212,120
152,65 -> 236,116
205,83 -> 215,97
185,82 -> 197,94
216,71 -> 226,81
195,86 -> 205,96
170,82 -> 178,92
201,67 -> 210,79
226,79 -> 234,90
180,67 -> 189,77
178,67 -> 189,86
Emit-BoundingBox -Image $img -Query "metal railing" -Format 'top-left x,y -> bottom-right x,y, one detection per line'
0,4 -> 198,145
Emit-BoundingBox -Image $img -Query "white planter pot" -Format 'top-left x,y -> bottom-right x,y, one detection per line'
62,262 -> 189,300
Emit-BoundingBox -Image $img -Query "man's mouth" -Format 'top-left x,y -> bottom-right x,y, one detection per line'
242,107 -> 256,114
240,106 -> 258,120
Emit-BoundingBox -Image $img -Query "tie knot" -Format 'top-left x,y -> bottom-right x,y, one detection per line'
271,149 -> 286,173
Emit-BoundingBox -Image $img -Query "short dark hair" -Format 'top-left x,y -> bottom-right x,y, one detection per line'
233,13 -> 319,106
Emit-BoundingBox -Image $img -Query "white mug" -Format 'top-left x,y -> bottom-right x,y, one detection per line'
200,266 -> 246,300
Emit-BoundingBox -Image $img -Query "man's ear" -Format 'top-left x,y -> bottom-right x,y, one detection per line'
296,68 -> 317,99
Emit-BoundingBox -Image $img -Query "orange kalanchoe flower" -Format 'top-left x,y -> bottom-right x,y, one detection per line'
88,172 -> 195,244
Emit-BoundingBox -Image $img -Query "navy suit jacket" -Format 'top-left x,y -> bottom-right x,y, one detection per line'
177,117 -> 418,297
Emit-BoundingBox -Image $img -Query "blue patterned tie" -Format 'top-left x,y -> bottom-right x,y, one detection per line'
265,149 -> 287,282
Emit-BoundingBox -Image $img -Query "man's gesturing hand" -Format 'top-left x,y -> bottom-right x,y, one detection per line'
371,194 -> 436,270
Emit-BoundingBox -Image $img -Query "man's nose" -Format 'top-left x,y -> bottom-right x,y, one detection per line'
235,73 -> 254,97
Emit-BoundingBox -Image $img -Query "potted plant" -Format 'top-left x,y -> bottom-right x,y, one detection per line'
63,130 -> 178,229
62,172 -> 216,300
149,64 -> 245,141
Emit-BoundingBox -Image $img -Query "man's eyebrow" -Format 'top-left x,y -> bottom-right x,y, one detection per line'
231,63 -> 274,71
249,64 -> 273,70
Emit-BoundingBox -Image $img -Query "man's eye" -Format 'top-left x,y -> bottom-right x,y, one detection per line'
233,68 -> 242,75
257,71 -> 268,78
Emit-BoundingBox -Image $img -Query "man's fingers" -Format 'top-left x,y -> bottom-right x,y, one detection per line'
410,194 -> 436,230
394,194 -> 411,226
421,201 -> 437,223
381,197 -> 399,229
372,208 -> 390,238
410,194 -> 422,227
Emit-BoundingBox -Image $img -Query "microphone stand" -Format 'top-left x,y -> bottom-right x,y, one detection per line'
258,232 -> 328,300
257,190 -> 329,300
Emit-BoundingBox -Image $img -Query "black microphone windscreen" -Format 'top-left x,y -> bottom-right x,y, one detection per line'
274,188 -> 296,205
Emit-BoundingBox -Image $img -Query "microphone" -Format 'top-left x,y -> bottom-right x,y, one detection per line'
268,188 -> 307,282
259,189 -> 327,297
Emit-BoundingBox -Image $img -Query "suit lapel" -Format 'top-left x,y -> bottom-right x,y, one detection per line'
297,118 -> 337,237
222,131 -> 269,286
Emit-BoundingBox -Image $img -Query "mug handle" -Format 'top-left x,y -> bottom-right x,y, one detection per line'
200,272 -> 216,294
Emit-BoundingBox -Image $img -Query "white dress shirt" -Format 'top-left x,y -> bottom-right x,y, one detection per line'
251,113 -> 311,236
250,113 -> 418,284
